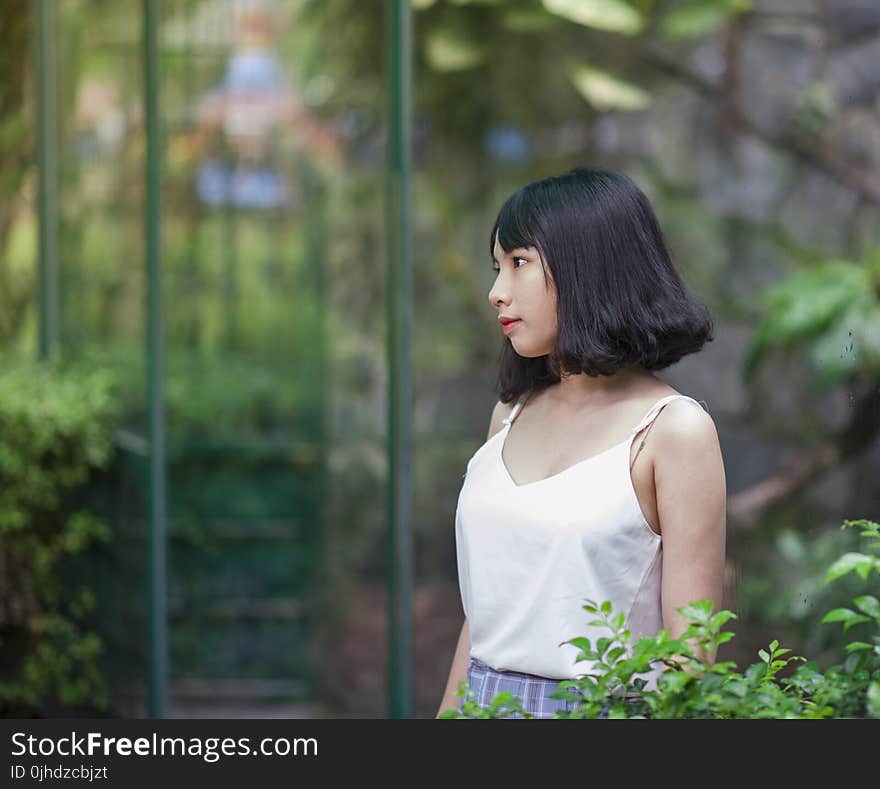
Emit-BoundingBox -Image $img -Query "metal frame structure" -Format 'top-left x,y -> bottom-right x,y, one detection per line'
384,0 -> 413,720
33,0 -> 414,719
142,0 -> 169,720
35,0 -> 59,359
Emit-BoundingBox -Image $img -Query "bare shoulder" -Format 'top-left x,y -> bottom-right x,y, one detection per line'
657,396 -> 716,431
487,399 -> 515,441
650,396 -> 722,463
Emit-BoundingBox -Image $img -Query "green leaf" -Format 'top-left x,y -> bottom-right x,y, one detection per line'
772,261 -> 863,329
542,0 -> 643,34
844,641 -> 875,653
853,595 -> 880,619
501,7 -> 562,32
808,307 -> 866,384
569,63 -> 651,112
709,610 -> 737,629
678,600 -> 713,623
424,27 -> 487,72
825,552 -> 878,583
716,631 -> 736,646
659,671 -> 692,693
820,607 -> 871,631
821,607 -> 855,623
743,260 -> 867,381
661,0 -> 752,40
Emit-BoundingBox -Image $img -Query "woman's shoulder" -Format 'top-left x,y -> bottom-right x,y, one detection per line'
643,383 -> 709,418
644,388 -> 718,455
632,381 -> 711,428
487,398 -> 517,440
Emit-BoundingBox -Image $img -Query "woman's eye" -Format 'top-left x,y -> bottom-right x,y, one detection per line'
492,257 -> 527,272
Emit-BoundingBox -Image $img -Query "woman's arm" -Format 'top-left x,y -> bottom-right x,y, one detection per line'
652,399 -> 728,671
436,618 -> 470,717
436,400 -> 513,716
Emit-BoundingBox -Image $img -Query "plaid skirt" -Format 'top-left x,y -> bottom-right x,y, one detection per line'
457,656 -> 610,719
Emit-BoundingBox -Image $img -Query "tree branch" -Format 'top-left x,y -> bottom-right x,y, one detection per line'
728,376 -> 880,527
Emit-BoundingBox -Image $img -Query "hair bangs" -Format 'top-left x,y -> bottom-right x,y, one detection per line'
491,190 -> 545,262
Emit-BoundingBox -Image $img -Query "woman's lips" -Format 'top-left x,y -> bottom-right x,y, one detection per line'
501,319 -> 521,334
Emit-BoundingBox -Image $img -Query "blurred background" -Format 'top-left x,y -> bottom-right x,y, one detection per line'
1,0 -> 878,719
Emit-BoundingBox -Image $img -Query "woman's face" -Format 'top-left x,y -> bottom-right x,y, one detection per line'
488,230 -> 558,358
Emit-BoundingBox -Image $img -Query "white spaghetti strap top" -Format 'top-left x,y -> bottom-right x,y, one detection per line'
455,391 -> 707,685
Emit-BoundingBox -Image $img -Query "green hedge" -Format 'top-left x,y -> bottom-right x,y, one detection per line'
0,355 -> 120,716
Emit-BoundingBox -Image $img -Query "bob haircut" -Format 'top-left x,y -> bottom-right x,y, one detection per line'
490,165 -> 714,403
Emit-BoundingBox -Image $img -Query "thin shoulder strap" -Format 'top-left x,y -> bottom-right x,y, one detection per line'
501,392 -> 531,427
629,394 -> 708,470
630,394 -> 706,436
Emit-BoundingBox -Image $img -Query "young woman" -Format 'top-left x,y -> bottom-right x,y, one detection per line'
436,166 -> 727,719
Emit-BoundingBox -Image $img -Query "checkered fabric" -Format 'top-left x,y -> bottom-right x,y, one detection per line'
457,656 -> 610,719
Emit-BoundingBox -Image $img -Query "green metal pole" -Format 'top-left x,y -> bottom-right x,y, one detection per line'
143,0 -> 168,719
34,0 -> 59,360
384,0 -> 413,719
302,157 -> 328,695
222,172 -> 239,350
182,0 -> 203,349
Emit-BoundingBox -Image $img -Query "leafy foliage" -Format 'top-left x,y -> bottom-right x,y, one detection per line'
0,355 -> 121,715
71,343 -> 317,443
440,518 -> 880,718
542,0 -> 643,35
660,0 -> 752,41
743,249 -> 880,386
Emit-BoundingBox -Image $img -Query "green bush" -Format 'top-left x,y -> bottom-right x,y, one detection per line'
0,356 -> 120,716
73,343 -> 318,442
441,518 -> 880,719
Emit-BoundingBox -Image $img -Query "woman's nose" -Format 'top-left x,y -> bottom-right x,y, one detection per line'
488,281 -> 508,308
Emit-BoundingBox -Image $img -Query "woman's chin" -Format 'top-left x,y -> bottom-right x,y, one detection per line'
509,341 -> 541,358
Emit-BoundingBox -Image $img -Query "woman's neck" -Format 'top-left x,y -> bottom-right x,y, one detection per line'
548,365 -> 653,409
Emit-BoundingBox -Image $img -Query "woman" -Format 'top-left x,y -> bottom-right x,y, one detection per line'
436,166 -> 727,719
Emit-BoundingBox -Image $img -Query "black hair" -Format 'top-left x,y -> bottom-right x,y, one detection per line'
489,165 -> 714,403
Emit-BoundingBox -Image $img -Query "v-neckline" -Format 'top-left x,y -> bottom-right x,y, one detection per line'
497,420 -> 632,489
496,391 -> 695,490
